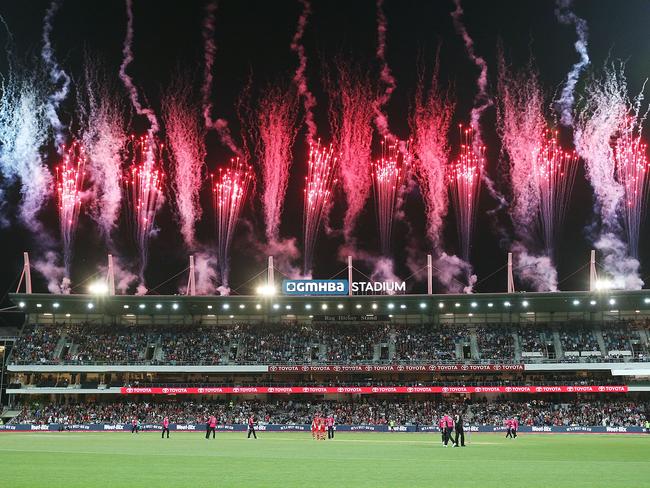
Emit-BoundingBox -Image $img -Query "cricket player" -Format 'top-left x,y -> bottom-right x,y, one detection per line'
161,417 -> 170,439
247,415 -> 257,439
206,415 -> 217,439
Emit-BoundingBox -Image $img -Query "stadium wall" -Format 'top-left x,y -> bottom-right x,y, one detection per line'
0,424 -> 644,434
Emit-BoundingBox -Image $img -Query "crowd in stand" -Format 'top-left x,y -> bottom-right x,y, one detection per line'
11,398 -> 647,427
393,325 -> 463,362
519,328 -> 546,354
475,326 -> 514,360
9,321 -> 649,365
12,327 -> 61,364
558,327 -> 600,353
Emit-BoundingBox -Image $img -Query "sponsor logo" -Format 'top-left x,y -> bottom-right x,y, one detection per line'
531,426 -> 552,432
606,426 -> 628,433
336,387 -> 362,393
30,425 -> 49,431
103,425 -> 125,430
175,425 -> 196,430
350,426 -> 376,431
283,280 -> 348,296
282,279 -> 406,296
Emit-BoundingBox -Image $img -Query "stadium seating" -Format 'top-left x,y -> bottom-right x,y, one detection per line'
10,398 -> 648,427
9,320 -> 650,365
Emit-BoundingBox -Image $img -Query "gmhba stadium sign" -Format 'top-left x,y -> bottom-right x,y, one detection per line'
282,279 -> 405,296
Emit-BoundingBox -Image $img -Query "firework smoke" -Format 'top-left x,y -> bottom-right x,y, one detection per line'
162,73 -> 207,250
201,1 -> 241,156
120,0 -> 159,138
194,250 -> 218,295
251,84 -> 300,244
374,0 -> 397,140
0,74 -> 51,235
291,0 -> 317,143
434,252 -> 476,294
511,242 -> 558,292
410,56 -> 454,251
326,59 -> 376,246
79,60 -> 128,242
303,140 -> 337,274
575,64 -> 645,289
34,251 -> 68,294
555,0 -> 589,127
212,159 -> 253,289
497,57 -> 545,234
451,0 -> 491,146
41,0 -> 70,149
55,141 -> 86,274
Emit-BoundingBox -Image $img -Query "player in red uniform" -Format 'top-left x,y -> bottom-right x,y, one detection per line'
318,416 -> 326,440
311,415 -> 318,440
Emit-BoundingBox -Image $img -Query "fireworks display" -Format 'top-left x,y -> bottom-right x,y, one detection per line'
533,131 -> 578,257
0,2 -> 649,294
55,141 -> 86,273
327,60 -> 376,247
122,136 -> 165,277
614,120 -> 650,258
303,141 -> 337,274
372,138 -> 410,255
252,85 -> 300,245
212,159 -> 253,290
448,125 -> 484,261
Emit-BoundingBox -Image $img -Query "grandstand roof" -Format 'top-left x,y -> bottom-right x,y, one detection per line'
9,289 -> 650,323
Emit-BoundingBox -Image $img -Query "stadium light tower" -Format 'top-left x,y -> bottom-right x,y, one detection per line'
427,254 -> 433,295
268,256 -> 274,291
107,254 -> 116,296
187,255 -> 196,296
16,252 -> 32,294
589,249 -> 598,292
507,252 -> 515,293
348,256 -> 353,297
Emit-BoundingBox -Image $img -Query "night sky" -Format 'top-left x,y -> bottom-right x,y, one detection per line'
0,0 -> 649,306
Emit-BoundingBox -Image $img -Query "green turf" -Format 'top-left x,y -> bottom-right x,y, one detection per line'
0,432 -> 649,488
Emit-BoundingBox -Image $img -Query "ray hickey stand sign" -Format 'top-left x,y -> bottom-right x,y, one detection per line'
282,279 -> 405,296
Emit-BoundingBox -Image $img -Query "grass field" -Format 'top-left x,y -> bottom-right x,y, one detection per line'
0,432 -> 649,488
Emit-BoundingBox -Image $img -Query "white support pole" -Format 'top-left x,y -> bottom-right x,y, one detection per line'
107,254 -> 116,296
589,250 -> 598,292
23,252 -> 32,294
268,256 -> 274,289
187,255 -> 196,296
347,256 -> 353,296
507,252 -> 515,294
427,254 -> 433,295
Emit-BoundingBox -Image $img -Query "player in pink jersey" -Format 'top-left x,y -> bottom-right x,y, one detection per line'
161,417 -> 170,439
326,415 -> 335,439
505,418 -> 514,438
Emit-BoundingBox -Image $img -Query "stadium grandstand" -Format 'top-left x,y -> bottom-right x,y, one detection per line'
1,287 -> 649,433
